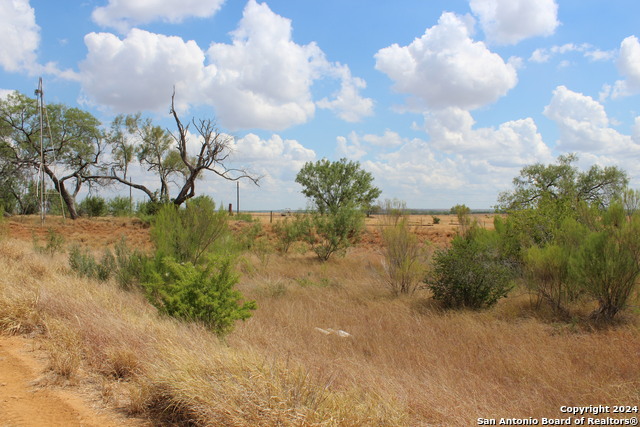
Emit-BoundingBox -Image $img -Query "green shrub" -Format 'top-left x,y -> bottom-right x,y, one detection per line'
450,204 -> 471,234
569,207 -> 640,321
112,237 -> 146,289
432,216 -> 440,225
135,199 -> 164,222
272,214 -> 311,253
523,219 -> 586,316
68,238 -> 146,287
108,196 -> 132,216
234,212 -> 254,222
46,191 -> 69,217
235,221 -> 263,251
0,205 -> 6,238
429,229 -> 514,309
380,218 -> 429,295
78,195 -> 107,217
69,245 -> 100,278
141,255 -> 256,336
305,204 -> 365,261
152,196 -> 228,265
34,228 -> 65,256
96,249 -> 115,281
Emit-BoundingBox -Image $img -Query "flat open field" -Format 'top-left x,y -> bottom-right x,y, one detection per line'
7,212 -> 498,250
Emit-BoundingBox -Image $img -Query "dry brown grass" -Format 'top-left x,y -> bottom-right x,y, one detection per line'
1,216 -> 639,426
0,239 -> 404,425
234,248 -> 640,425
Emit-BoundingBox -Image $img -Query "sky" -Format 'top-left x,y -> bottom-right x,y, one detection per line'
1,0 -> 640,210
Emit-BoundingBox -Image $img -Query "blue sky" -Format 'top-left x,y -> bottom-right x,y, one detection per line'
2,0 -> 640,210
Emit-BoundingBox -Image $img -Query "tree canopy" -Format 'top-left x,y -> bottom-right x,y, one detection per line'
295,158 -> 381,214
0,91 -> 105,218
0,90 -> 257,217
496,153 -> 628,212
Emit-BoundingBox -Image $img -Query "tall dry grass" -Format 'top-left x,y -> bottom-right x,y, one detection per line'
234,247 -> 640,425
0,236 -> 639,426
0,239 -> 403,425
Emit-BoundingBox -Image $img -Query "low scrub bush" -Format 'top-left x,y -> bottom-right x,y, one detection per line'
234,212 -> 254,222
152,196 -> 228,265
33,228 -> 65,256
108,196 -> 132,216
112,237 -> 146,289
380,218 -> 429,295
429,229 -> 514,309
305,204 -> 365,261
569,206 -> 640,321
0,206 -> 5,239
78,195 -> 107,217
272,214 -> 311,253
520,203 -> 640,322
69,245 -> 100,278
135,199 -> 164,223
523,219 -> 585,317
141,255 -> 256,336
68,240 -> 139,284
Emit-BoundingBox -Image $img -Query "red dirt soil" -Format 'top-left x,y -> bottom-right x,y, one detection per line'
0,336 -> 147,427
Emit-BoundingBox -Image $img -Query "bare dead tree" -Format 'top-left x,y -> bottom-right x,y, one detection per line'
89,90 -> 259,206
169,89 -> 259,206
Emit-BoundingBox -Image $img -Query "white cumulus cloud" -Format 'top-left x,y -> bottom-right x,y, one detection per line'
0,0 -> 39,73
374,12 -> 517,111
79,29 -> 207,113
205,0 -> 372,129
79,0 -> 371,130
92,0 -> 226,33
362,129 -> 404,147
470,0 -> 559,45
203,0 -> 323,130
424,107 -> 552,167
317,64 -> 373,122
544,85 -> 635,153
612,36 -> 640,98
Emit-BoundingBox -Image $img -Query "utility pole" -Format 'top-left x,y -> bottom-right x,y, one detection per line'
236,181 -> 239,215
35,77 -> 45,225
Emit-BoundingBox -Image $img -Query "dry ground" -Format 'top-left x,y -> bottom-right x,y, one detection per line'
1,214 -> 638,426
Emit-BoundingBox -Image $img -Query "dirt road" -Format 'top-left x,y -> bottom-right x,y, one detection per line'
0,336 -> 142,427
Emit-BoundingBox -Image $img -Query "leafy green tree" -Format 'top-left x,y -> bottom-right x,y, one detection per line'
0,91 -> 105,219
93,112 -> 182,204
495,154 -> 628,262
496,153 -> 627,212
295,158 -> 381,215
108,114 -> 136,211
621,187 -> 640,217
